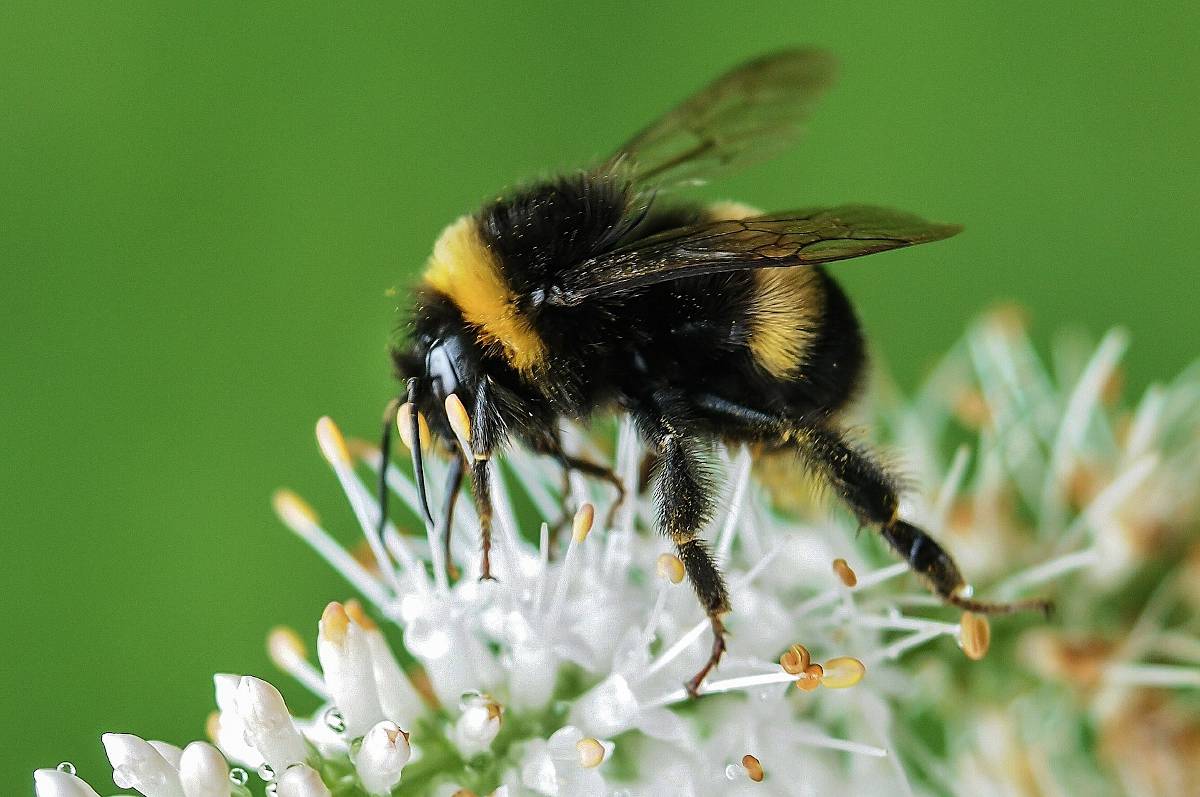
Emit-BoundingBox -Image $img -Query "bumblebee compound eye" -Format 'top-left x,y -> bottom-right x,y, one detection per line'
424,335 -> 470,401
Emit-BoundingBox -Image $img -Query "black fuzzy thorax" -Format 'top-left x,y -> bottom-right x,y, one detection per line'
398,172 -> 866,446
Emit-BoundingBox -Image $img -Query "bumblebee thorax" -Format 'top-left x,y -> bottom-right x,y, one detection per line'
421,216 -> 547,374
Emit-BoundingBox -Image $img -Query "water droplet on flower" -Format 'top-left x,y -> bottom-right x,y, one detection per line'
258,763 -> 276,781
55,762 -> 76,775
229,768 -> 249,786
324,707 -> 346,733
725,763 -> 743,781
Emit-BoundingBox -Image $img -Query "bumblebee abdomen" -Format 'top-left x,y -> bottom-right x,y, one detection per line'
745,266 -> 825,379
699,201 -> 832,385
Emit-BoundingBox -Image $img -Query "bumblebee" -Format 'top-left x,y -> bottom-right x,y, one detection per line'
384,49 -> 1050,695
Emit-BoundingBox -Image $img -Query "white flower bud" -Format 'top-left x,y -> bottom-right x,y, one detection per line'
354,720 -> 412,795
101,732 -> 185,797
344,600 -> 424,727
210,674 -> 264,768
454,695 -> 502,757
275,764 -> 332,797
233,676 -> 308,774
149,741 -> 184,769
317,602 -> 385,739
33,769 -> 102,797
179,741 -> 231,797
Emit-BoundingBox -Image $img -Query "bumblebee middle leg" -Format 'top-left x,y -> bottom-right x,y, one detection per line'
529,433 -> 627,550
695,393 -> 1051,616
634,394 -> 730,696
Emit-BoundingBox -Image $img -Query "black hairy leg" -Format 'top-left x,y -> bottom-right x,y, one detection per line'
437,454 -> 466,582
695,394 -> 1052,616
635,392 -> 730,697
529,433 -> 627,554
465,378 -> 509,582
470,458 -> 495,580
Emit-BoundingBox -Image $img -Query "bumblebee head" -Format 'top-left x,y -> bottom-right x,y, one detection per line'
387,319 -> 484,528
391,288 -> 489,451
392,321 -> 483,452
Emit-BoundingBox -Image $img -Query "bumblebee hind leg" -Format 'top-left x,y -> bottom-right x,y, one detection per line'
791,423 -> 1051,615
693,393 -> 1051,616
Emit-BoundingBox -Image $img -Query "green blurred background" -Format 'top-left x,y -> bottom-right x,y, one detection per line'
3,2 -> 1198,791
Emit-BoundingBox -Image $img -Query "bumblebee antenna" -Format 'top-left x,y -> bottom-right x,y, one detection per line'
406,377 -> 436,527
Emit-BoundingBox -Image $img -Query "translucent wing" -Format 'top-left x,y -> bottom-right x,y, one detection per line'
604,48 -> 838,192
546,205 -> 961,306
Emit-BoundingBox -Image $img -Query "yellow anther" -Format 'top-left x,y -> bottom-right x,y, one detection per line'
204,711 -> 221,744
271,489 -> 320,530
267,626 -> 308,669
344,437 -> 377,462
444,393 -> 473,455
796,662 -> 824,692
779,643 -> 811,675
396,402 -> 432,451
320,601 -> 350,644
573,503 -> 595,543
344,599 -> 378,631
959,611 -> 991,661
820,656 -> 866,689
741,754 -> 764,782
832,558 -> 857,587
315,416 -> 352,466
383,725 -> 410,745
656,553 -> 685,584
576,737 -> 605,768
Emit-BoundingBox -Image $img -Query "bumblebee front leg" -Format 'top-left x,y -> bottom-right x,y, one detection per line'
455,378 -> 506,582
636,400 -> 729,697
469,457 -> 495,581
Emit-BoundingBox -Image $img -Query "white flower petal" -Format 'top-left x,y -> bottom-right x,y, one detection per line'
233,676 -> 308,774
360,622 -> 424,727
211,674 -> 264,769
101,732 -> 185,797
275,764 -> 331,797
519,740 -> 558,796
148,741 -> 184,769
178,741 -> 231,797
316,602 -> 385,739
453,695 -> 502,757
33,769 -> 102,797
353,720 -> 411,795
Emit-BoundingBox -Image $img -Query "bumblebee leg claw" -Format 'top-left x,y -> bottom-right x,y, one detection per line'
684,614 -> 727,698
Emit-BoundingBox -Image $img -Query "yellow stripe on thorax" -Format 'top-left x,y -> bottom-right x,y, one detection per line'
422,216 -> 547,373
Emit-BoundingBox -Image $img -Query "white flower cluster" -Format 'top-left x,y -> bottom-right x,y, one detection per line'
34,314 -> 1200,796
